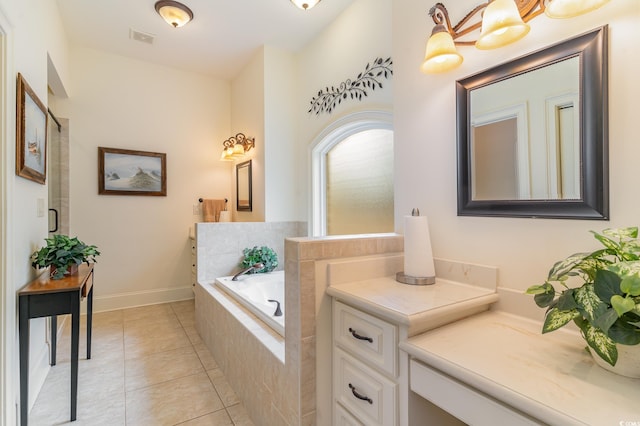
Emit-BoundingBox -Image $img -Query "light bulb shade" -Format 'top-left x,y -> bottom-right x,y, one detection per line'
544,0 -> 610,18
155,1 -> 193,28
475,0 -> 530,50
232,144 -> 245,157
290,0 -> 321,10
421,26 -> 463,74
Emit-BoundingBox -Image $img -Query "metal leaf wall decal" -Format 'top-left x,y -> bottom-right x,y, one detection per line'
308,57 -> 393,115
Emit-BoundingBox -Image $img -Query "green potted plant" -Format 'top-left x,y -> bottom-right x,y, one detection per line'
239,246 -> 278,274
31,234 -> 100,279
526,227 -> 640,377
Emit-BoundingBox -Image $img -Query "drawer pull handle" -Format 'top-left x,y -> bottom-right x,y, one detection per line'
348,328 -> 373,343
348,383 -> 373,404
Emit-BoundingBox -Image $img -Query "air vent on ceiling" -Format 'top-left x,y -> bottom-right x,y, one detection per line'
129,29 -> 155,45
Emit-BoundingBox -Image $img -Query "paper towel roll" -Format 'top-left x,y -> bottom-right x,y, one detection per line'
218,211 -> 231,222
404,215 -> 435,278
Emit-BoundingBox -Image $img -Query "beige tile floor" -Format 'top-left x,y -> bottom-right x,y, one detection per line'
28,300 -> 255,426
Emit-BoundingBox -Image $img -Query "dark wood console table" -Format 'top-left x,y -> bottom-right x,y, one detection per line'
18,263 -> 94,425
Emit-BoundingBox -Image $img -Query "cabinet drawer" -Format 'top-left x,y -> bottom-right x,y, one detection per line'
334,300 -> 397,376
334,347 -> 397,426
410,359 -> 540,426
335,402 -> 364,426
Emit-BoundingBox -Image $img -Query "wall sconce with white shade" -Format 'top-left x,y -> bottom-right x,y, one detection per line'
421,0 -> 611,73
220,133 -> 255,161
155,1 -> 194,28
290,0 -> 321,10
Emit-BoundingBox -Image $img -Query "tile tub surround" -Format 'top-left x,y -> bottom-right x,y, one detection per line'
195,233 -> 404,425
195,221 -> 306,283
195,282 -> 290,425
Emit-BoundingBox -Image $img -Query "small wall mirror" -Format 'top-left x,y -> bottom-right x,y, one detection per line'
456,26 -> 608,219
236,160 -> 252,212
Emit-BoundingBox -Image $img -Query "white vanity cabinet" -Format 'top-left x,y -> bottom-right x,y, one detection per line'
326,258 -> 499,426
409,359 -> 539,426
332,300 -> 399,426
400,311 -> 640,425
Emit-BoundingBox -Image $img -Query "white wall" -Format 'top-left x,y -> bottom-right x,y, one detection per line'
264,46 -> 297,222
393,0 -> 640,300
0,0 -> 71,422
231,48 -> 265,222
56,47 -> 231,310
296,0 -> 393,222
230,45 -> 298,223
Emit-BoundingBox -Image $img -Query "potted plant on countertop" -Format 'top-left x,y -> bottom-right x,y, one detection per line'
526,227 -> 640,378
31,234 -> 101,280
239,246 -> 278,274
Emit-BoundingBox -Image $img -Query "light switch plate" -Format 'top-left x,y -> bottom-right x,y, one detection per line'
37,198 -> 45,217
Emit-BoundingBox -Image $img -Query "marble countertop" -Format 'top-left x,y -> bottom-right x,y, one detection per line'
327,276 -> 499,336
400,311 -> 640,425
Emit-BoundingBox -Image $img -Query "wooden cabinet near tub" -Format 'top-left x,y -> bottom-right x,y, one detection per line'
332,300 -> 399,426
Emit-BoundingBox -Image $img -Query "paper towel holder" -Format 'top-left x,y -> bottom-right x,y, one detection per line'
396,272 -> 436,285
396,207 -> 436,285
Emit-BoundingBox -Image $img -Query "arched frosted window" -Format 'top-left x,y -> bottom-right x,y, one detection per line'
310,111 -> 394,236
326,129 -> 394,235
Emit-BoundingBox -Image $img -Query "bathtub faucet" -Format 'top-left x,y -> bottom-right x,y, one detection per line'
231,263 -> 264,281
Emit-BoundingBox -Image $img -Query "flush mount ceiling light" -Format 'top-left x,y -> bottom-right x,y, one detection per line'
421,0 -> 611,73
155,1 -> 193,28
290,0 -> 321,10
220,133 -> 255,161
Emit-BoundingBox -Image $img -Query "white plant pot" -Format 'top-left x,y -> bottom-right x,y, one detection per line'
590,344 -> 640,379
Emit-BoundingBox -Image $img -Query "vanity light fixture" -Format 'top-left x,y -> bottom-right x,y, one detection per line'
544,0 -> 611,18
155,1 -> 194,28
220,133 -> 255,161
421,0 -> 611,73
290,0 -> 321,10
475,0 -> 530,50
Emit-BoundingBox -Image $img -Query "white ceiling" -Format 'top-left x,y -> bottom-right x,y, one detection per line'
56,0 -> 354,80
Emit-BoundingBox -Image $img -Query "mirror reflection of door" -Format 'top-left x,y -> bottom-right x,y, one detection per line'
236,160 -> 252,211
469,56 -> 579,201
547,96 -> 579,200
472,117 -> 518,200
325,129 -> 394,235
47,109 -> 69,235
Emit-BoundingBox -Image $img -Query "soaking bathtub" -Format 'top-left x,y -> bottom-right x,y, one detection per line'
215,271 -> 285,337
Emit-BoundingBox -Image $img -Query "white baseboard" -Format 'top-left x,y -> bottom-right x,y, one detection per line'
91,286 -> 194,312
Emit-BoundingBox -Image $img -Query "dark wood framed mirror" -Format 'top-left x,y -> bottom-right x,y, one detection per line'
456,26 -> 608,219
236,159 -> 252,212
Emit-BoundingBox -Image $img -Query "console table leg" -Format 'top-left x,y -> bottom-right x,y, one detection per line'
87,284 -> 93,359
70,296 -> 80,421
50,315 -> 57,366
18,296 -> 29,426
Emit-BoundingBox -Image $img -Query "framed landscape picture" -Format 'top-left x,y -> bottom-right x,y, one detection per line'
98,147 -> 167,196
16,73 -> 48,184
